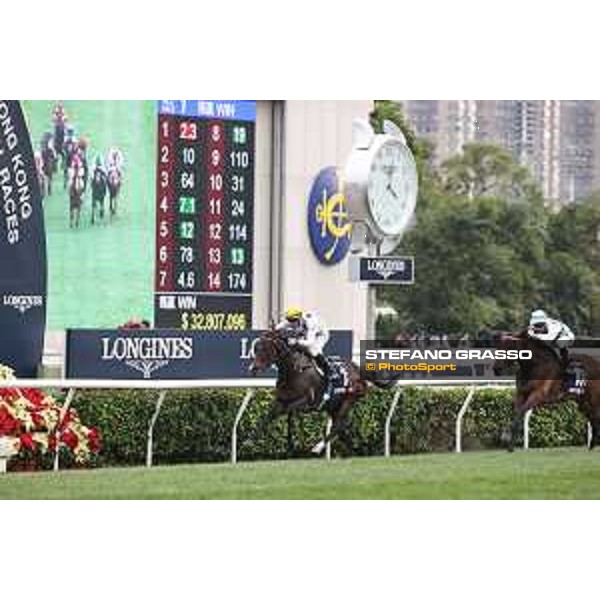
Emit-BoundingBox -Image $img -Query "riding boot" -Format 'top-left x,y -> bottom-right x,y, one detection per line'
560,348 -> 569,370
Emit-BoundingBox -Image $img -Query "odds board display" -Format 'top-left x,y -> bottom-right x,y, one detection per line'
154,100 -> 256,331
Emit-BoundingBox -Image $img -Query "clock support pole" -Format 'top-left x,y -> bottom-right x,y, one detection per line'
366,240 -> 381,340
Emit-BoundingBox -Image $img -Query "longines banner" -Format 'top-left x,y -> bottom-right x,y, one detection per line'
66,329 -> 354,380
0,101 -> 47,377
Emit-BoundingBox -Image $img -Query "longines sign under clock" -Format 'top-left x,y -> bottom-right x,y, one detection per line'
66,329 -> 353,380
349,256 -> 414,284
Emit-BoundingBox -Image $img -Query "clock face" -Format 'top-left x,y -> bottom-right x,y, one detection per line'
367,138 -> 418,236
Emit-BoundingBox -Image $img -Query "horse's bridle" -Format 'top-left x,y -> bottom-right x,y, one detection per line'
263,331 -> 293,364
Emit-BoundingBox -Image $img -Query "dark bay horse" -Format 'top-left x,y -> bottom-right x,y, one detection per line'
249,328 -> 396,455
53,121 -> 65,163
107,167 -> 122,217
90,168 -> 108,224
69,170 -> 85,228
41,142 -> 57,197
494,332 -> 600,451
63,139 -> 76,189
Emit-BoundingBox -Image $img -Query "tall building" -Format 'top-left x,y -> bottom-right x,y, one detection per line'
402,100 -> 599,203
559,100 -> 595,201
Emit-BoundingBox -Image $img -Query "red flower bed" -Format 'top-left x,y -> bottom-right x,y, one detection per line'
0,366 -> 101,468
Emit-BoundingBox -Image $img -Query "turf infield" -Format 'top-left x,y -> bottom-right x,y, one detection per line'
1,448 -> 599,499
22,100 -> 156,330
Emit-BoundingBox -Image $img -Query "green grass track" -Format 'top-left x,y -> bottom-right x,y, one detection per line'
1,448 -> 599,499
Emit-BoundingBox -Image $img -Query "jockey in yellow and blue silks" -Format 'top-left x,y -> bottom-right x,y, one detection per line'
277,307 -> 333,404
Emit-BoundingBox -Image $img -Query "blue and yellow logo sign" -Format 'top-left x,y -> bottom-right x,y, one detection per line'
307,167 -> 352,265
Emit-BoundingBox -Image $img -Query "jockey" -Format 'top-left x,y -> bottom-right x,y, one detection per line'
277,307 -> 333,404
41,131 -> 54,152
527,309 -> 575,368
69,152 -> 85,185
34,151 -> 43,173
78,137 -> 88,154
93,154 -> 106,175
107,147 -> 124,175
78,139 -> 89,183
52,101 -> 67,125
63,127 -> 77,165
64,125 -> 75,143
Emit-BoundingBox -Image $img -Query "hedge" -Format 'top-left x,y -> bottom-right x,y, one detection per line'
62,387 -> 591,467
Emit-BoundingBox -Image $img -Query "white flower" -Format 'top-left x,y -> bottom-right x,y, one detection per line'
0,364 -> 16,382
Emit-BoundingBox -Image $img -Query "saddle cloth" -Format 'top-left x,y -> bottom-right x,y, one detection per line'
564,360 -> 587,396
327,356 -> 350,394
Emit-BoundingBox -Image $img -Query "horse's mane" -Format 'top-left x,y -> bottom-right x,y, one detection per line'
497,330 -> 560,364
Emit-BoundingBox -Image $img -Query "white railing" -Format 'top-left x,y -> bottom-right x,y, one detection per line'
524,408 -> 593,450
379,380 -> 515,455
4,379 -> 277,471
4,377 -> 589,472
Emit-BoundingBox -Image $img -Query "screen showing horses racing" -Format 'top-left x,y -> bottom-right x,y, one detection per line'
2,99 -> 600,499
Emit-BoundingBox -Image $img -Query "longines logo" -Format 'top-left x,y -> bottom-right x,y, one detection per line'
367,259 -> 405,280
367,258 -> 412,281
101,336 -> 194,379
2,294 -> 43,314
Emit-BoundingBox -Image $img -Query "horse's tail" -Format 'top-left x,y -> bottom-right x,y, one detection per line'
361,367 -> 401,389
369,377 -> 399,390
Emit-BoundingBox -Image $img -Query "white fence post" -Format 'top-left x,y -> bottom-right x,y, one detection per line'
384,387 -> 403,458
587,421 -> 593,449
231,389 -> 255,464
54,388 -> 77,472
325,418 -> 333,461
146,390 -> 168,468
523,409 -> 533,450
455,386 -> 476,453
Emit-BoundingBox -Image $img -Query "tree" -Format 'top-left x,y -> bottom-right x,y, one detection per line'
543,194 -> 600,334
440,143 -> 543,202
547,194 -> 600,270
379,192 -> 549,335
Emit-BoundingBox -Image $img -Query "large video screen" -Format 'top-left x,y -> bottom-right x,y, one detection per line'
23,101 -> 156,330
23,101 -> 257,332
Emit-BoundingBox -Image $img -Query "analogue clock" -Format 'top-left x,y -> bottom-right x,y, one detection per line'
343,119 -> 418,248
367,138 -> 418,236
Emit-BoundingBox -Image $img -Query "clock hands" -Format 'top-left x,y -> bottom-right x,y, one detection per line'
386,182 -> 399,199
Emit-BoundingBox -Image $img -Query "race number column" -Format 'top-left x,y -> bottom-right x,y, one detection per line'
154,100 -> 256,331
155,113 -> 176,293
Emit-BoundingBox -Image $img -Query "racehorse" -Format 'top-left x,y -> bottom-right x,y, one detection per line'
107,166 -> 122,217
52,101 -> 67,162
63,139 -> 76,189
90,167 -> 108,224
493,332 -> 600,451
54,121 -> 65,163
41,139 -> 57,196
248,326 -> 397,455
34,152 -> 47,200
69,168 -> 86,228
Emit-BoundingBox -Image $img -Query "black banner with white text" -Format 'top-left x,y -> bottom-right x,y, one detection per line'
66,329 -> 353,380
0,101 -> 47,377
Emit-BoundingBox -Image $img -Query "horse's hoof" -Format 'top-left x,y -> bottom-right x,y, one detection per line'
500,430 -> 512,446
311,441 -> 326,455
